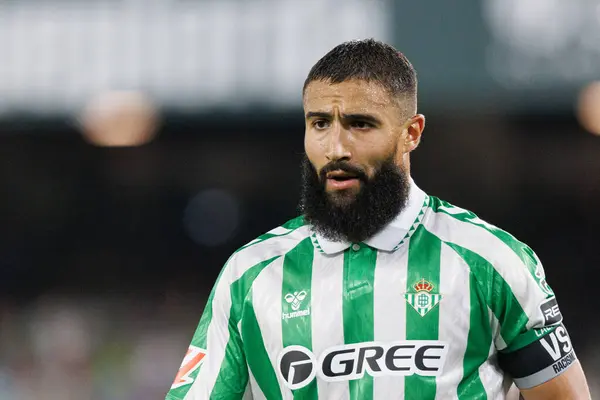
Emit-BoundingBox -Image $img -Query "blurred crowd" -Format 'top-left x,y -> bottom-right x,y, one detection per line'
0,296 -> 205,400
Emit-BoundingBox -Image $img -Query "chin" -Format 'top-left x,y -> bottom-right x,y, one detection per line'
327,191 -> 359,208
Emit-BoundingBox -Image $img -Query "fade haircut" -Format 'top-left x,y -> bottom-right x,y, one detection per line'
303,39 -> 418,114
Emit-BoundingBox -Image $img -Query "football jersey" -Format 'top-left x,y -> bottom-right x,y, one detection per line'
166,181 -> 576,400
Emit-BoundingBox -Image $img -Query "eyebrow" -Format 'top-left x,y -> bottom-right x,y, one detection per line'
305,111 -> 381,125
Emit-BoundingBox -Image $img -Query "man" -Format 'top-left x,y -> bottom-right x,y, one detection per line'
166,39 -> 590,399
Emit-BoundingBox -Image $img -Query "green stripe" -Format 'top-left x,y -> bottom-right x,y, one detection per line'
211,323 -> 248,399
212,256 -> 280,399
281,237 -> 317,400
405,226 -> 441,399
342,244 -> 377,400
457,272 -> 491,400
281,216 -> 306,230
446,243 -> 530,349
241,286 -> 284,400
503,325 -> 558,353
430,197 -> 553,297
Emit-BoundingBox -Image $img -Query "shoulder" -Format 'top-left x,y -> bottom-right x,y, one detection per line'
421,196 -> 559,341
222,216 -> 312,281
424,196 -> 534,263
423,196 -> 554,297
206,217 -> 312,320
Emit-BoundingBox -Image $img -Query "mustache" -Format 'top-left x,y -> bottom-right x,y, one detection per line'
319,161 -> 368,181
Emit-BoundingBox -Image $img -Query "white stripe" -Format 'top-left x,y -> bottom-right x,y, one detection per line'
435,205 -> 464,216
373,248 -> 408,400
435,243 -> 471,400
311,250 -> 348,400
489,308 -> 507,351
506,384 -> 522,400
244,238 -> 262,247
477,340 -> 505,399
268,226 -> 293,235
252,257 -> 291,399
190,225 -> 310,397
235,226 -> 311,275
242,227 -> 293,247
425,212 -> 547,331
191,266 -> 235,398
242,379 -> 253,400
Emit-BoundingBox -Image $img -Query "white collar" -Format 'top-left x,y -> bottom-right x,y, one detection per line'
312,179 -> 427,254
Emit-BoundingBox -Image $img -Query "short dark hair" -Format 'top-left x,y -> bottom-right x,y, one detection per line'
303,39 -> 417,112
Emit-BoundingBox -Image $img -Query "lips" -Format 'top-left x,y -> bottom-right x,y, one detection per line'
324,169 -> 361,191
326,170 -> 359,181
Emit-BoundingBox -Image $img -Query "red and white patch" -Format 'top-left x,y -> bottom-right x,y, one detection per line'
171,345 -> 207,389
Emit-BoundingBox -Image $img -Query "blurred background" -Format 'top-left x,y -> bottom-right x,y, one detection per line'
0,0 -> 599,399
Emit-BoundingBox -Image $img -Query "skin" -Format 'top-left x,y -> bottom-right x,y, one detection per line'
303,79 -> 424,206
302,78 -> 591,399
520,360 -> 590,399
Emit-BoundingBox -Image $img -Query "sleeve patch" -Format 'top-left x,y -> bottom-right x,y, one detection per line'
540,297 -> 562,326
171,345 -> 207,389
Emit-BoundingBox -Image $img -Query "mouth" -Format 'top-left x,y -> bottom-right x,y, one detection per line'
325,170 -> 361,190
326,170 -> 359,181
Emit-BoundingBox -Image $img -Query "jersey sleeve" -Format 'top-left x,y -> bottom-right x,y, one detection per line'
493,249 -> 577,389
166,258 -> 250,400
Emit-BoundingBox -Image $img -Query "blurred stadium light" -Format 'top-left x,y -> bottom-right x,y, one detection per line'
577,82 -> 600,136
184,189 -> 241,247
79,91 -> 160,147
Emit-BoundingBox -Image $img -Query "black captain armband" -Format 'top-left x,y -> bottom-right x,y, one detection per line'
498,324 -> 577,389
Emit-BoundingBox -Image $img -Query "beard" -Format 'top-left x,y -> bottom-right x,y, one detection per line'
299,154 -> 410,244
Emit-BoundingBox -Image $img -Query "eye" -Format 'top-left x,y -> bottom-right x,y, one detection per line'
350,121 -> 374,129
313,120 -> 330,130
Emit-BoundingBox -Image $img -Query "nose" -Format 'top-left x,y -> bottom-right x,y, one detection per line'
324,124 -> 352,162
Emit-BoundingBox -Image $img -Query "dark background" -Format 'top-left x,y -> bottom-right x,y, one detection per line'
1,111 -> 598,399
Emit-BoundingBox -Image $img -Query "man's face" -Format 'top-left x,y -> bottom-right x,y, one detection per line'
300,79 -> 422,243
303,79 -> 411,205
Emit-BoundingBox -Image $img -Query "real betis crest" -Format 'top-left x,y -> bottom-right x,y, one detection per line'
405,278 -> 442,317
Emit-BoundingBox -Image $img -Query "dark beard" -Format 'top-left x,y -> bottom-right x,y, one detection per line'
299,155 -> 410,243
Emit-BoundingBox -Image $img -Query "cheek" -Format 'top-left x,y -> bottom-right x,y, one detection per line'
304,133 -> 326,167
358,143 -> 399,177
361,138 -> 396,161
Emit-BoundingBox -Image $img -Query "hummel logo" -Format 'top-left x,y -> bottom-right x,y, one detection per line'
282,290 -> 310,320
285,291 -> 307,311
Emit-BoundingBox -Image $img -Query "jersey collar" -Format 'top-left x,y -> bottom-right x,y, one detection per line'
312,179 -> 427,254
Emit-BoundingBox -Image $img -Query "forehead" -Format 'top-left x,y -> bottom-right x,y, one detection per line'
303,79 -> 396,113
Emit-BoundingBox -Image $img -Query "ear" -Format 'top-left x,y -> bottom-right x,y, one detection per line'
404,114 -> 425,153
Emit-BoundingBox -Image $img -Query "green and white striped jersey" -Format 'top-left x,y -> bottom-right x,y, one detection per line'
166,182 -> 575,400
